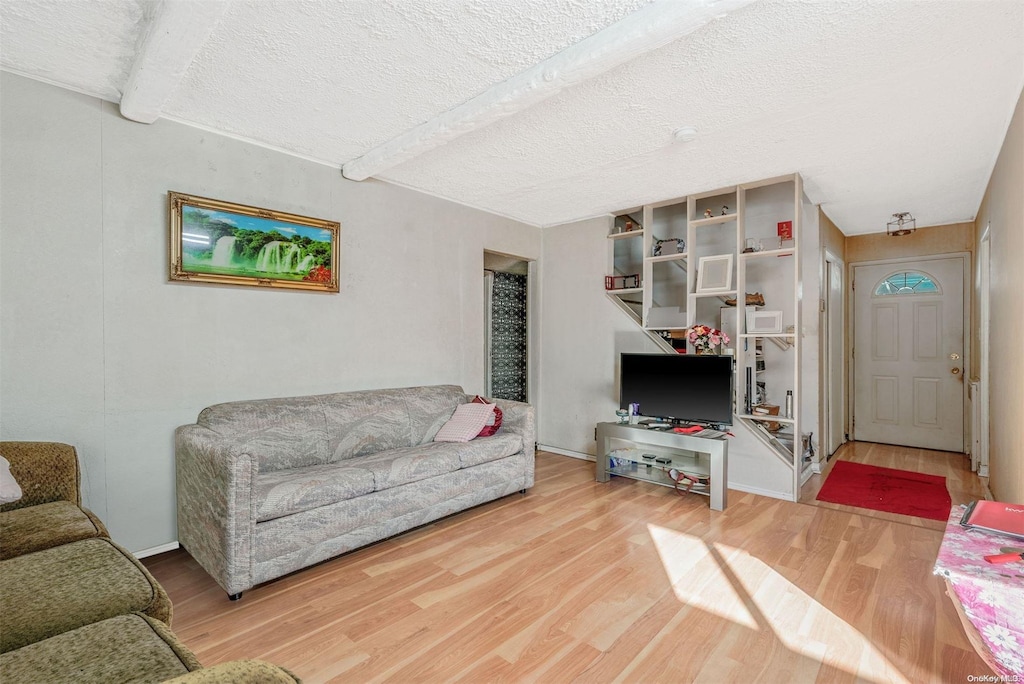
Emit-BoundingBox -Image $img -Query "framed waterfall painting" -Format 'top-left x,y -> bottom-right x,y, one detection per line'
168,192 -> 340,292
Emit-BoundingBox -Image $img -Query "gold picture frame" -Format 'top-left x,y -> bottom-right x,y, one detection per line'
169,192 -> 340,292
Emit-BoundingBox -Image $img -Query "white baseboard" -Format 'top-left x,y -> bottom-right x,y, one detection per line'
538,444 -> 594,461
727,482 -> 793,501
134,541 -> 180,559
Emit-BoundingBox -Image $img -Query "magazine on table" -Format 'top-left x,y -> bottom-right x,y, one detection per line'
959,500 -> 1024,541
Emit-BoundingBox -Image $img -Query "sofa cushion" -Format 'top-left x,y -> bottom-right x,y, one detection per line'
0,613 -> 200,684
322,385 -> 467,459
450,433 -> 523,468
255,462 -> 376,522
199,395 -> 329,472
0,500 -> 108,560
0,537 -> 171,653
472,396 -> 503,437
354,443 -> 466,491
321,388 -> 419,461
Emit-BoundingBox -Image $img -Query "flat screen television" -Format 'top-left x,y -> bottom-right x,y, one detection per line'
619,353 -> 734,427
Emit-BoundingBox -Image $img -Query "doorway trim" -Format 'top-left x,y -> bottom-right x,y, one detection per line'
848,251 -> 971,452
977,226 -> 991,475
483,249 -> 534,405
822,249 -> 846,463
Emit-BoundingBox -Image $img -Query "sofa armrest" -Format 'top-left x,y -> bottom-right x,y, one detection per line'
0,442 -> 81,512
174,425 -> 258,597
469,396 -> 535,487
164,659 -> 301,683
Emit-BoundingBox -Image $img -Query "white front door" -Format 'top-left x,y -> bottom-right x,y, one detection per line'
852,257 -> 965,451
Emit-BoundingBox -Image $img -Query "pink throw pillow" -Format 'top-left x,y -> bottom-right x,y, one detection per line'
434,403 -> 495,443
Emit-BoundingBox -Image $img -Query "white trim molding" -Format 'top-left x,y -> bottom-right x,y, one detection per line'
133,541 -> 180,559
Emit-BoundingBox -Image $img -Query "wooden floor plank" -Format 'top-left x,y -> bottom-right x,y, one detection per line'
145,447 -> 994,683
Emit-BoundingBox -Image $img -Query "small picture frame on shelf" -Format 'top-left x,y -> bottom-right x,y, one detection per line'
695,254 -> 733,293
605,274 -> 640,290
746,310 -> 783,334
653,238 -> 685,257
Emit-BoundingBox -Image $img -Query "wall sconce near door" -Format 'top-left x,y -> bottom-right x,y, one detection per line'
887,212 -> 916,237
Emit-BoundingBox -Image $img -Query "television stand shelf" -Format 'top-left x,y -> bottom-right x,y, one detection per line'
596,422 -> 728,511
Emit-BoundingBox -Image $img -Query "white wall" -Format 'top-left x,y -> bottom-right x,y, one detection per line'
0,73 -> 540,552
973,86 -> 1024,503
536,217 -> 661,455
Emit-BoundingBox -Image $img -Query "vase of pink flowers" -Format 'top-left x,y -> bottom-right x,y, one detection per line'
687,324 -> 730,355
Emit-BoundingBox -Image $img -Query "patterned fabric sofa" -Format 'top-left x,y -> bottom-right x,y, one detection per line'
175,385 -> 535,599
0,441 -> 298,683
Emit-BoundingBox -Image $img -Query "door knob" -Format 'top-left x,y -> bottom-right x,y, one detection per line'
951,367 -> 961,375
950,353 -> 961,360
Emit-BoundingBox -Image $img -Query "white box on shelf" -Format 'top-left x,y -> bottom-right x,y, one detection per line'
746,310 -> 783,334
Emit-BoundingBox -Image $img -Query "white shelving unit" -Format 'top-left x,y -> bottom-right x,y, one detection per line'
604,173 -> 808,500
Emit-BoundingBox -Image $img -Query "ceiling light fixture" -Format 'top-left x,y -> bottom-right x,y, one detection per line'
673,126 -> 698,143
887,212 -> 916,237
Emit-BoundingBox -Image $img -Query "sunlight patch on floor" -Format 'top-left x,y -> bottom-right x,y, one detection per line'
647,523 -> 758,630
648,524 -> 911,684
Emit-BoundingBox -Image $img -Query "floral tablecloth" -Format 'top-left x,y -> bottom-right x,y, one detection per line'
934,505 -> 1024,677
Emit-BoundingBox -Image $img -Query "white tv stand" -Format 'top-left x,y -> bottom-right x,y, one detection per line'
595,422 -> 728,511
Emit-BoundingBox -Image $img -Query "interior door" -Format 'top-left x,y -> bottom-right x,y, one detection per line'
852,257 -> 965,451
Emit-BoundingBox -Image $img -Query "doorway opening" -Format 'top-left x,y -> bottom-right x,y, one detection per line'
484,251 -> 529,402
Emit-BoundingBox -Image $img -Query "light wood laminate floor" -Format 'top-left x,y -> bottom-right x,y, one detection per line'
145,449 -> 992,683
800,440 -> 988,531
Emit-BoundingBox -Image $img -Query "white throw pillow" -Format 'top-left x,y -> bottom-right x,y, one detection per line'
434,403 -> 495,443
0,455 -> 23,505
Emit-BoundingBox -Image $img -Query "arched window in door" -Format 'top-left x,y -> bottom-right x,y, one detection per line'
873,270 -> 940,296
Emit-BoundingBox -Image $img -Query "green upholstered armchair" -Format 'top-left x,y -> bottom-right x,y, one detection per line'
0,441 -> 84,511
0,441 -> 109,559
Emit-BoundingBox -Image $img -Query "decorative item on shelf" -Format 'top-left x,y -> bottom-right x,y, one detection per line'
721,205 -> 729,216
615,409 -> 629,424
802,432 -> 814,463
886,212 -> 916,237
746,310 -> 783,334
743,238 -> 760,253
695,254 -> 734,292
687,324 -> 730,355
747,311 -> 784,335
704,208 -> 713,218
777,220 -> 793,240
725,292 -> 765,307
605,274 -> 640,290
653,238 -> 685,256
614,215 -> 642,233
753,403 -> 781,431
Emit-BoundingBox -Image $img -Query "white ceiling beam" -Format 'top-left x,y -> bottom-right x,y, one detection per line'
120,0 -> 230,124
342,0 -> 756,181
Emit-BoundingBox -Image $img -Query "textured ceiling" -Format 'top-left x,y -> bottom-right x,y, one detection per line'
2,0 -> 1022,235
